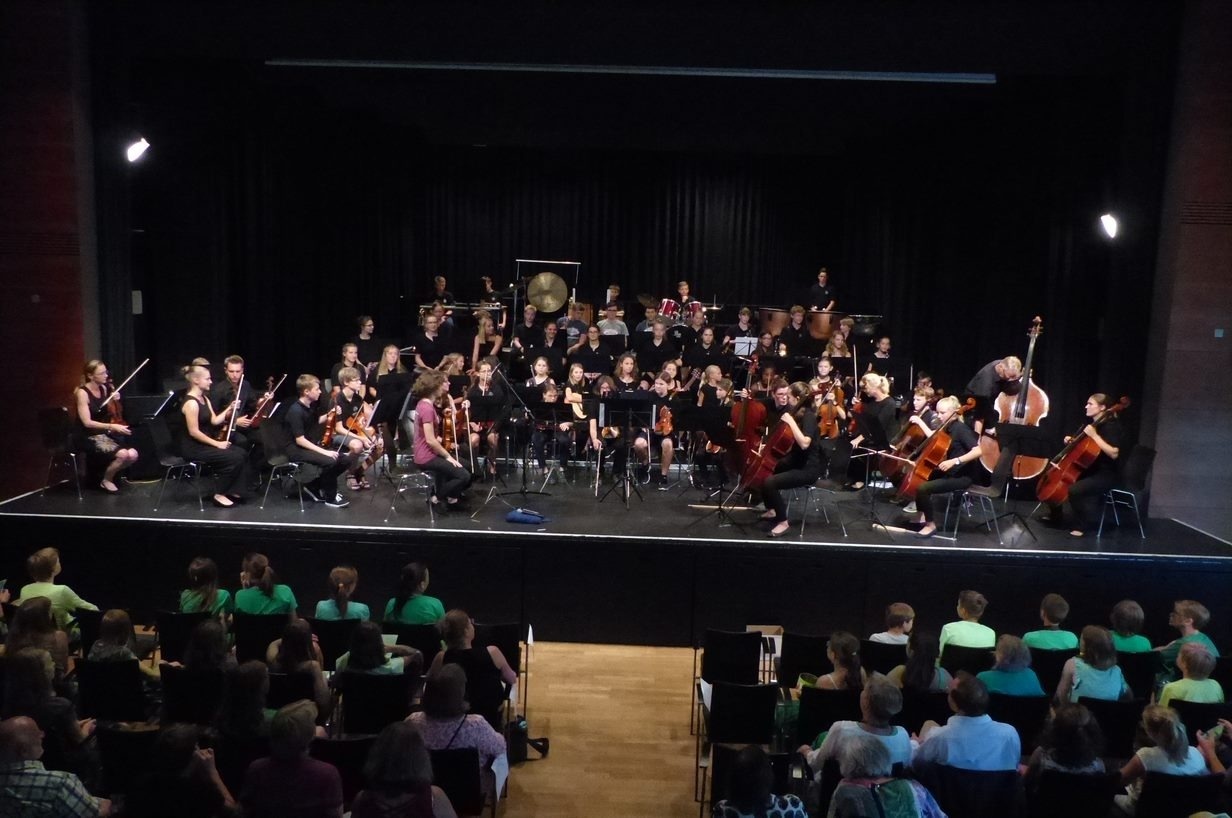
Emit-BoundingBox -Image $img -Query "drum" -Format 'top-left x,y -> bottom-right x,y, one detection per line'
757,307 -> 790,338
806,310 -> 845,340
658,299 -> 682,321
684,301 -> 705,322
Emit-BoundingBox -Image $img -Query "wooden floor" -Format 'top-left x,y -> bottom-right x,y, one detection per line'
503,642 -> 699,818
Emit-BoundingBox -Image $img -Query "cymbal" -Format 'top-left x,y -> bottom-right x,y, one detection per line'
527,272 -> 568,312
637,293 -> 657,308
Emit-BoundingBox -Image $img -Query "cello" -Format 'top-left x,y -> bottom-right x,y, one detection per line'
896,398 -> 976,500
978,317 -> 1050,479
738,416 -> 798,493
1035,396 -> 1130,504
730,356 -> 767,470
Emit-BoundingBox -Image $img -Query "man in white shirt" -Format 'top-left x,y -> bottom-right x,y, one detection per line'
912,676 -> 1020,771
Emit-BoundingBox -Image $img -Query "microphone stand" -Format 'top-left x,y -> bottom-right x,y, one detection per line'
471,364 -> 549,518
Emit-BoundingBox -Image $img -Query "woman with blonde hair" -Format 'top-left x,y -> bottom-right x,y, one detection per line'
470,309 -> 503,372
1117,705 -> 1211,814
73,359 -> 140,492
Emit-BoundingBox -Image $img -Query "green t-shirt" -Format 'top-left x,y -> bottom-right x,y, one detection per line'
179,588 -> 233,616
17,582 -> 98,631
1158,678 -> 1225,708
939,620 -> 996,652
314,599 -> 371,621
335,652 -> 404,674
234,584 -> 297,616
977,668 -> 1046,697
383,594 -> 445,625
1022,629 -> 1079,651
1159,632 -> 1220,681
1111,633 -> 1152,653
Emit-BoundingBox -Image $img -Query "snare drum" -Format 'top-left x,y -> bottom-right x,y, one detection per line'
658,299 -> 682,321
684,301 -> 705,322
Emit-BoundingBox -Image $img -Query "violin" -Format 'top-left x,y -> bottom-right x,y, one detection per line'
896,398 -> 976,500
815,380 -> 845,440
1036,396 -> 1130,504
654,405 -> 674,436
439,396 -> 456,453
320,405 -> 340,446
99,358 -> 150,427
247,375 -> 285,430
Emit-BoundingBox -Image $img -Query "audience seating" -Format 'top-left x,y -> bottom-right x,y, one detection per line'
310,734 -> 376,810
97,724 -> 160,797
1135,772 -> 1227,818
987,693 -> 1050,755
1027,647 -> 1076,696
159,664 -> 224,725
774,631 -> 829,690
1212,655 -> 1232,694
1079,697 -> 1145,760
1026,769 -> 1120,818
382,622 -> 444,668
232,611 -> 291,663
912,763 -> 1026,818
1167,699 -> 1232,746
473,620 -> 527,713
148,415 -> 204,511
1117,650 -> 1163,699
794,686 -> 862,748
38,406 -> 83,500
696,681 -> 778,801
693,629 -> 764,734
430,747 -> 493,818
894,689 -> 951,735
74,608 -> 103,657
214,734 -> 270,797
154,610 -> 211,664
267,670 -> 319,710
305,617 -> 361,671
75,658 -> 146,722
859,639 -> 907,676
708,743 -> 793,818
333,671 -> 417,734
939,644 -> 994,677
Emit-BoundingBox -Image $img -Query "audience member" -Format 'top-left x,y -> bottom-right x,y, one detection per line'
887,631 -> 952,693
1021,593 -> 1078,650
433,610 -> 517,730
816,631 -> 868,691
314,565 -> 370,621
181,557 -> 233,618
89,609 -> 160,681
216,661 -> 274,742
799,676 -> 913,771
913,676 -> 1020,771
235,553 -> 298,616
1159,641 -> 1225,707
17,547 -> 98,632
182,620 -> 238,673
1055,625 -> 1129,703
869,602 -> 915,645
0,715 -> 110,817
1117,704 -> 1212,815
335,621 -> 421,675
266,620 -> 332,715
240,700 -> 343,818
710,745 -> 807,818
350,721 -> 458,818
976,635 -> 1045,697
1109,599 -> 1151,653
1022,703 -> 1105,792
123,723 -> 237,818
383,562 -> 445,625
939,590 -> 995,653
828,732 -> 945,818
3,596 -> 70,676
1,648 -> 99,789
1156,599 -> 1220,685
408,665 -> 506,797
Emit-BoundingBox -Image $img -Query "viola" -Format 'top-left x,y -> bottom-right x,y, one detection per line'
896,398 -> 976,500
979,317 -> 1050,478
1036,396 -> 1130,504
320,405 -> 340,446
815,381 -> 845,440
440,400 -> 456,453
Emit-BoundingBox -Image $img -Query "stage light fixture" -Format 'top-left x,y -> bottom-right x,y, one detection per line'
126,137 -> 150,163
1100,213 -> 1119,239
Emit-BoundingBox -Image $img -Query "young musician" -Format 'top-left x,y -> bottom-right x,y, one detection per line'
753,331 -> 777,362
722,307 -> 756,351
429,275 -> 454,304
638,318 -> 679,381
467,357 -> 508,479
568,325 -> 613,376
613,353 -> 648,393
659,360 -> 683,396
683,326 -> 722,380
668,306 -> 705,351
557,302 -> 588,347
531,382 -> 573,477
635,372 -> 678,489
808,266 -> 836,312
693,377 -> 733,490
211,354 -> 268,464
330,344 -> 370,398
907,396 -> 982,537
375,344 -> 409,474
823,331 -> 852,359
412,370 -> 472,508
351,315 -> 382,374
284,374 -> 354,508
330,367 -> 378,491
510,304 -> 543,359
760,380 -> 823,537
676,280 -> 696,305
904,387 -> 942,437
697,365 -> 724,406
526,356 -> 554,389
412,314 -> 447,372
470,310 -> 503,373
530,320 -> 567,380
780,306 -> 811,357
596,302 -> 629,352
180,363 -> 251,507
73,360 -> 140,493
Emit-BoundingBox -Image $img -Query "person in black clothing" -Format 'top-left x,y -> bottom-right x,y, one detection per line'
510,304 -> 544,360
283,374 -> 354,508
637,318 -> 679,380
911,395 -> 982,538
180,364 -> 251,508
329,343 -> 370,398
807,266 -> 837,311
683,326 -> 723,380
433,609 -> 519,731
964,356 -> 1022,436
350,315 -> 383,374
760,380 -> 824,538
330,367 -> 378,491
851,373 -> 901,451
779,305 -> 812,358
467,357 -> 509,479
428,275 -> 454,305
568,325 -> 614,376
412,314 -> 447,372
529,320 -> 568,380
668,308 -> 704,351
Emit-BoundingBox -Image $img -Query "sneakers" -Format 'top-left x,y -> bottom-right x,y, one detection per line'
301,485 -> 321,503
902,501 -> 918,514
324,493 -> 350,508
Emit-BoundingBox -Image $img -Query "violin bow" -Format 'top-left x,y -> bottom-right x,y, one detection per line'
100,358 -> 150,407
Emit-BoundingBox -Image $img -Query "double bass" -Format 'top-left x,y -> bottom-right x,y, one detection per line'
896,398 -> 976,500
978,317 -> 1050,479
1036,396 -> 1130,504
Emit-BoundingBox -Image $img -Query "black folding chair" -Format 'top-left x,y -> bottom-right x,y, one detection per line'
430,747 -> 492,817
310,734 -> 376,810
1117,650 -> 1162,700
987,693 -> 1051,754
74,608 -> 103,657
38,406 -> 83,500
97,724 -> 161,796
333,671 -> 417,734
154,610 -> 211,664
76,659 -> 146,722
231,611 -> 291,664
1136,772 -> 1226,818
1027,770 -> 1120,818
860,639 -> 908,676
382,622 -> 444,668
694,629 -> 764,734
1168,699 -> 1232,746
894,689 -> 953,735
913,763 -> 1026,818
939,644 -> 995,677
305,617 -> 361,671
267,670 -> 319,710
159,664 -> 225,725
474,621 -> 527,714
794,686 -> 862,748
776,632 -> 830,689
1079,697 -> 1145,760
1028,648 -> 1076,698
698,681 -> 778,805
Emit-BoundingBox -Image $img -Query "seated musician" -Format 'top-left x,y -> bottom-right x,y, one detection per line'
824,330 -> 852,359
430,301 -> 455,339
721,307 -> 756,351
470,310 -> 503,373
668,306 -> 705,350
759,380 -> 824,537
808,266 -> 836,312
330,343 -> 371,399
438,353 -> 470,396
910,395 -> 981,538
212,354 -> 270,464
811,366 -> 852,486
633,371 -> 679,489
633,304 -> 659,337
780,305 -> 811,357
73,359 -> 140,493
510,304 -> 543,362
467,357 -> 508,480
693,377 -> 733,490
697,365 -> 724,406
637,318 -> 679,381
567,324 -> 613,376
904,387 -> 942,437
613,353 -> 649,393
659,360 -> 682,395
412,314 -> 448,372
180,363 -> 251,507
562,362 -> 591,414
750,360 -> 780,396
676,280 -> 696,305
284,374 -> 355,508
529,320 -> 568,380
557,301 -> 589,348
973,393 -> 1121,537
534,380 -> 598,479
526,356 -> 555,389
684,326 -> 723,381
330,366 -> 378,491
375,344 -> 410,474
851,373 -> 900,450
596,302 -> 629,353
411,370 -> 472,508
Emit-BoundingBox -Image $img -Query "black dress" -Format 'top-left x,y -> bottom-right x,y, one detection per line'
179,394 -> 251,496
442,647 -> 507,730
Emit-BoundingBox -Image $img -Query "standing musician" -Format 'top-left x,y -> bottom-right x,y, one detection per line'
180,363 -> 251,508
638,318 -> 680,381
807,266 -> 837,312
529,320 -> 568,380
330,366 -> 378,491
469,310 -> 503,373
910,395 -> 982,538
779,306 -> 811,357
330,344 -> 371,398
964,356 -> 1021,437
374,344 -> 409,474
412,369 -> 472,509
412,314 -> 447,372
633,371 -> 679,489
851,372 -> 900,451
428,275 -> 455,305
350,315 -> 382,374
510,304 -> 543,361
467,357 -> 508,480
284,374 -> 355,508
73,360 -> 140,493
557,302 -> 589,348
568,325 -> 614,377
758,380 -> 823,538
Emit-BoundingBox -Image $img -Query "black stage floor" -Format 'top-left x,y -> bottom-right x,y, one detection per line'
3,467 -> 1230,647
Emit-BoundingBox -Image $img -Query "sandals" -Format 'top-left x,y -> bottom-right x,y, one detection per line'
100,479 -> 119,494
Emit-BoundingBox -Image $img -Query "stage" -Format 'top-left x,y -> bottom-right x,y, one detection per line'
3,466 -> 1230,649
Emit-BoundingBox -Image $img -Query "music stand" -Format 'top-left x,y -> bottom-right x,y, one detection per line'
471,365 -> 551,517
989,423 -> 1050,542
849,406 -> 899,537
598,397 -> 651,509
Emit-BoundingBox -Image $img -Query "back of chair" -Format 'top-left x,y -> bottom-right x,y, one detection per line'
259,419 -> 294,465
430,747 -> 485,817
1135,772 -> 1226,818
701,629 -> 763,686
267,671 -> 318,710
1212,656 -> 1232,694
1168,699 -> 1232,746
894,689 -> 952,735
310,734 -> 376,809
145,415 -> 181,463
987,693 -> 1051,754
473,621 -> 523,675
160,665 -> 225,725
913,763 -> 1026,818
334,671 -> 415,734
939,644 -> 995,677
382,622 -> 443,668
74,608 -> 103,657
38,406 -> 74,452
155,610 -> 211,664
795,686 -> 862,747
860,639 -> 908,676
1078,697 -> 1145,760
215,734 -> 271,797
76,659 -> 146,721
708,681 -> 778,745
1028,770 -> 1120,818
1119,444 -> 1156,493
305,617 -> 361,671
776,632 -> 829,688
97,724 -> 161,796
1117,651 -> 1163,700
1028,648 -> 1076,697
232,611 -> 291,664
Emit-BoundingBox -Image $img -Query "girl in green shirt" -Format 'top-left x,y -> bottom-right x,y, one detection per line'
234,553 -> 297,616
179,556 -> 233,617
383,561 -> 445,625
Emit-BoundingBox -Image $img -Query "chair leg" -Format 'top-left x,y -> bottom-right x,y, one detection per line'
260,469 -> 276,509
1097,492 -> 1109,537
193,463 -> 205,511
1130,493 -> 1145,538
70,454 -> 82,500
154,467 -> 173,511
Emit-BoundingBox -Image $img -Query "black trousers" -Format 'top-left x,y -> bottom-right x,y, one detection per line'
419,455 -> 472,500
1066,469 -> 1118,530
762,465 -> 822,523
288,447 -> 355,498
181,439 -> 251,496
916,474 -> 974,523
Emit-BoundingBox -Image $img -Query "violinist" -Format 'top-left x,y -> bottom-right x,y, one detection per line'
697,365 -> 724,406
469,310 -> 503,373
910,395 -> 981,538
437,353 -> 471,399
812,362 -> 852,485
693,377 -> 733,491
659,360 -> 683,396
180,363 -> 251,508
330,367 -> 377,491
284,374 -> 354,508
633,371 -> 678,489
759,380 -> 823,538
73,360 -> 140,493
210,354 -> 270,468
525,356 -> 555,390
467,357 -> 508,480
330,344 -> 371,399
807,266 -> 836,312
412,369 -> 471,509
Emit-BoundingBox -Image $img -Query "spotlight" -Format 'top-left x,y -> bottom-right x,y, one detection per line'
126,137 -> 150,163
1100,213 -> 1118,239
